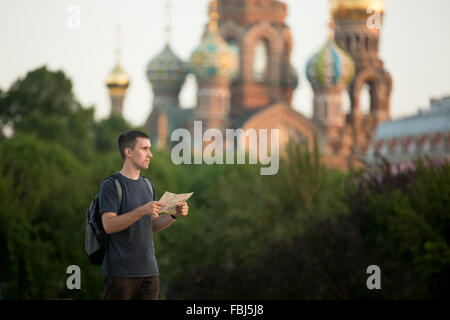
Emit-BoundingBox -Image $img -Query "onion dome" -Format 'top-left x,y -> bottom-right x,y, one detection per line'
189,0 -> 238,82
330,0 -> 385,20
105,63 -> 130,87
146,44 -> 188,91
306,37 -> 355,89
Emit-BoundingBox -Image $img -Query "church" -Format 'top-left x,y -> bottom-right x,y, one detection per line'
105,0 -> 393,171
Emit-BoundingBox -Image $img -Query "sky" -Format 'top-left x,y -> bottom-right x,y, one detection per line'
1,0 -> 450,127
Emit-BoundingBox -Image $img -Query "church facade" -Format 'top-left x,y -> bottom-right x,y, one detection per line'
107,0 -> 394,171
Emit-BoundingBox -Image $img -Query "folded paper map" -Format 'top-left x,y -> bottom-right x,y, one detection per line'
159,191 -> 194,213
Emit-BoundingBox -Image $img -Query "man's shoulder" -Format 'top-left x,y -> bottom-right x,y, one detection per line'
140,175 -> 154,186
99,173 -> 120,193
102,173 -> 118,184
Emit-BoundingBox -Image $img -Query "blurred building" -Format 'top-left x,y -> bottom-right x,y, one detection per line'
105,62 -> 130,117
363,95 -> 450,173
111,0 -> 395,171
105,26 -> 130,117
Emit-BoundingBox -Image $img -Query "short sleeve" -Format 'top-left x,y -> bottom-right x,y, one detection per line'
98,177 -> 119,215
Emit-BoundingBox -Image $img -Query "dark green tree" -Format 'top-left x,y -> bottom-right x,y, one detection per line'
0,66 -> 82,134
0,65 -> 97,162
0,134 -> 104,299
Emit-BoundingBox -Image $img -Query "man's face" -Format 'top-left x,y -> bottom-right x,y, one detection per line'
126,137 -> 153,170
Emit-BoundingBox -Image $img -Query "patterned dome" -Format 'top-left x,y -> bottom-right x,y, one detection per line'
106,63 -> 130,87
189,27 -> 238,82
306,38 -> 355,89
330,0 -> 385,20
146,44 -> 188,91
189,0 -> 238,82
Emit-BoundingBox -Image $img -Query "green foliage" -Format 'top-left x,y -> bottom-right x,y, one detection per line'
0,65 -> 449,299
0,134 -> 99,298
0,66 -> 81,136
93,115 -> 130,153
160,141 -> 351,299
0,66 -> 146,299
343,158 -> 450,298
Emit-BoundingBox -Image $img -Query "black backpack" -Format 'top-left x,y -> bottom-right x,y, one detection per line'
85,173 -> 154,266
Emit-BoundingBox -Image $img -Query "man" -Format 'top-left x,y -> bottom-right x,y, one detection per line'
98,130 -> 188,300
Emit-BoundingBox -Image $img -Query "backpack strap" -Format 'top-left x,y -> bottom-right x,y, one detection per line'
105,174 -> 123,278
113,178 -> 122,210
104,173 -> 122,211
107,174 -> 150,208
142,177 -> 154,200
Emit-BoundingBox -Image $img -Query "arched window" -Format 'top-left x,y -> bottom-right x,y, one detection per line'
346,35 -> 352,52
355,34 -> 361,51
335,35 -> 345,49
359,83 -> 372,114
342,91 -> 351,114
253,39 -> 269,82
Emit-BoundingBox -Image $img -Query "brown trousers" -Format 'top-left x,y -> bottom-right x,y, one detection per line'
104,276 -> 159,300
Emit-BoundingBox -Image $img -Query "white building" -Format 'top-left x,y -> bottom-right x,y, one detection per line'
363,96 -> 450,173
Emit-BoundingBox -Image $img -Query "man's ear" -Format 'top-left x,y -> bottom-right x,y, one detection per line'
124,146 -> 133,158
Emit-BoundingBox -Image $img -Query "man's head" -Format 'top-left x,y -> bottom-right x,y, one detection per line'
117,130 -> 153,169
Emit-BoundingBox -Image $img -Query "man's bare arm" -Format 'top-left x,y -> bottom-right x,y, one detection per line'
102,201 -> 162,234
152,214 -> 175,233
152,202 -> 189,233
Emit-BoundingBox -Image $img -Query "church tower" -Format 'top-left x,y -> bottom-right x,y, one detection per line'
306,21 -> 355,156
190,0 -> 238,132
331,0 -> 392,155
146,0 -> 189,148
216,0 -> 298,121
105,25 -> 130,117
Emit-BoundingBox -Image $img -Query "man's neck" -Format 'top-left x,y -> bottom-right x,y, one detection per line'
120,163 -> 140,181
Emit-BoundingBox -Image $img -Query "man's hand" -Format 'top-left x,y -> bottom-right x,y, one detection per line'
175,201 -> 189,218
152,201 -> 189,233
141,201 -> 162,219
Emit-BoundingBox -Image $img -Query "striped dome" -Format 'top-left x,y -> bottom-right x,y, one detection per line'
146,44 -> 188,90
189,26 -> 238,82
306,39 -> 355,89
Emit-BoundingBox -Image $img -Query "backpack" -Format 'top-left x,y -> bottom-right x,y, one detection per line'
85,173 -> 154,266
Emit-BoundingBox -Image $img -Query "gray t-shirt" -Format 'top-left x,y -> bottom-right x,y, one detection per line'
98,172 -> 159,277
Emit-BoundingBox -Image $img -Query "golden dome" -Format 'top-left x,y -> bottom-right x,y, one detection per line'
330,0 -> 385,20
105,63 -> 130,87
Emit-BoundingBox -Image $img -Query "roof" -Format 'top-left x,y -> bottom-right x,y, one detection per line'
375,97 -> 450,140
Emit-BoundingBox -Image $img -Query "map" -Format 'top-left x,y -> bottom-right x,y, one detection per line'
159,191 -> 194,213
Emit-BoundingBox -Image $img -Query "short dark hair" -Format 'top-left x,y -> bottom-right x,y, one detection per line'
117,130 -> 150,161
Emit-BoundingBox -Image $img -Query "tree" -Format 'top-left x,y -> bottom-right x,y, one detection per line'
0,133 -> 104,299
0,66 -> 81,135
163,141 -> 351,299
93,115 -> 130,153
0,65 -> 98,162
